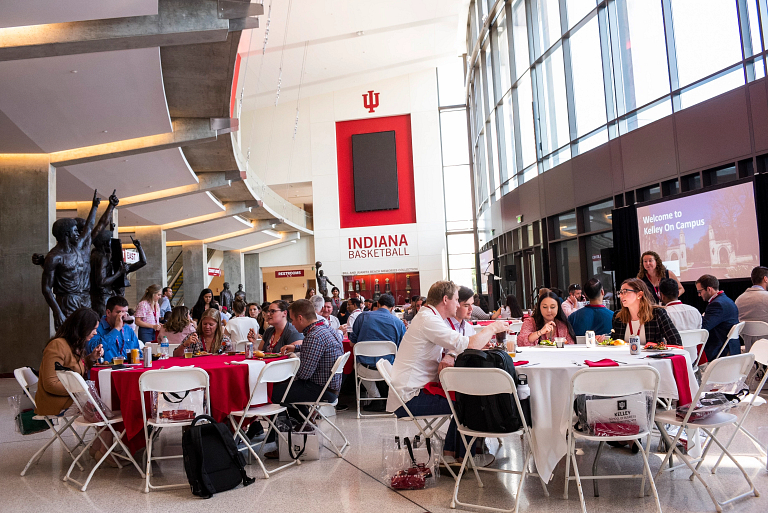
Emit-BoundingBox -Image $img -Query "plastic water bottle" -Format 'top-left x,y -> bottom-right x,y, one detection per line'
516,373 -> 530,400
161,336 -> 170,359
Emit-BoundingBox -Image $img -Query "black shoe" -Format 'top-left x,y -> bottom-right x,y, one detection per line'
246,421 -> 264,439
362,402 -> 386,412
335,404 -> 349,412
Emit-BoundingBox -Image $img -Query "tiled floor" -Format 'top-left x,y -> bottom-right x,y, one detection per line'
3,376 -> 768,513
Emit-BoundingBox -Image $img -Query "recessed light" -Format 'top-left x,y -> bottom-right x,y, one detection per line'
356,31 -> 364,36
102,130 -> 108,133
70,70 -> 78,73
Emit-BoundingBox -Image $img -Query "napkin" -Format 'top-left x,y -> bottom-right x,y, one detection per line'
423,382 -> 456,401
584,359 -> 619,367
513,361 -> 530,366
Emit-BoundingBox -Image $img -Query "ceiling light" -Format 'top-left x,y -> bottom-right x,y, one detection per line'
356,31 -> 364,36
102,130 -> 108,133
70,70 -> 78,73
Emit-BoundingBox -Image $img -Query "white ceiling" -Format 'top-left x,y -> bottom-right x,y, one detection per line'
0,0 -> 158,29
173,216 -> 252,240
237,0 -> 463,110
270,181 -> 313,208
0,47 -> 171,152
210,229 -> 282,251
124,192 -> 223,226
63,148 -> 198,200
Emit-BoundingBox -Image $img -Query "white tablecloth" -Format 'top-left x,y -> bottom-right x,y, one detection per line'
517,346 -> 699,481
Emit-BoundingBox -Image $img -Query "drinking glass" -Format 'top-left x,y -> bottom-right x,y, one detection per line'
555,337 -> 566,348
112,356 -> 124,365
184,347 -> 193,359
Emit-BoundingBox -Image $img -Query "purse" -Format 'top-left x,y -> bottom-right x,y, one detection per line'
390,437 -> 434,490
155,389 -> 205,422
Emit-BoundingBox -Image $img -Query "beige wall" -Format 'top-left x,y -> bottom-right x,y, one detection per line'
263,264 -> 315,302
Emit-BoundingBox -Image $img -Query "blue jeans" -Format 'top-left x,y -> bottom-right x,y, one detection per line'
394,391 -> 474,458
138,327 -> 156,343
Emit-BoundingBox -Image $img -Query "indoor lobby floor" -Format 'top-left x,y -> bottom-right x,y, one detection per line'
3,375 -> 768,513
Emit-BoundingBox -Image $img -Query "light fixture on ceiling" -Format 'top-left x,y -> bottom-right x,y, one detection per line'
70,70 -> 78,73
356,30 -> 364,36
102,130 -> 108,133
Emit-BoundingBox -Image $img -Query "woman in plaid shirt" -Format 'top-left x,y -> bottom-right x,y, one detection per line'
612,278 -> 682,346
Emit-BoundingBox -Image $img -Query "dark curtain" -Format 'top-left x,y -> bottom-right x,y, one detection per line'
754,174 -> 768,267
612,205 -> 640,286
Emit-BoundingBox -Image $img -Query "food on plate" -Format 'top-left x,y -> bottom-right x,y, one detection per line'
193,351 -> 211,356
643,342 -> 667,351
598,338 -> 626,346
538,340 -> 556,347
264,353 -> 282,358
254,350 -> 265,358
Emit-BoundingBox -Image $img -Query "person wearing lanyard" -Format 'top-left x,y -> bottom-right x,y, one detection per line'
659,278 -> 702,331
697,274 -> 740,360
611,278 -> 682,347
259,300 -> 303,353
637,251 -> 685,304
567,278 -> 614,337
444,286 -> 477,338
385,281 -> 510,465
87,296 -> 140,362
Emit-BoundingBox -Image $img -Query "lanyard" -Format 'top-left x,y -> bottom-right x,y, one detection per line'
709,291 -> 724,304
629,320 -> 639,336
447,318 -> 465,336
426,306 -> 438,316
268,326 -> 284,352
666,301 -> 683,306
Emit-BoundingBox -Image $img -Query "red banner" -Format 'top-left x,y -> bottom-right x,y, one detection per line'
208,268 -> 222,277
275,270 -> 304,278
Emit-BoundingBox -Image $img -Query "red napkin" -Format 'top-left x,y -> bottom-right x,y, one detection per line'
663,354 -> 693,406
584,359 -> 619,367
513,361 -> 529,366
423,382 -> 456,401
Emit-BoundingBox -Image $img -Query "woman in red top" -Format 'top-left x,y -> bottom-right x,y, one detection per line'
517,289 -> 576,346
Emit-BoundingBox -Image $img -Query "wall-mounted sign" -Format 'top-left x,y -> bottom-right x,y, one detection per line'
275,270 -> 305,278
208,268 -> 222,277
363,90 -> 380,113
123,248 -> 139,264
340,224 -> 419,276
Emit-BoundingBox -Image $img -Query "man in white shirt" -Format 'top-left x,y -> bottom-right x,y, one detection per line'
560,284 -> 583,318
659,278 -> 702,331
310,294 -> 342,342
346,297 -> 363,334
445,286 -> 477,337
386,280 -> 508,463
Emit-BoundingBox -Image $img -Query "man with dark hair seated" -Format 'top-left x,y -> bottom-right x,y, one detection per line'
697,274 -> 740,360
86,295 -> 141,362
275,300 -> 344,415
567,278 -> 614,337
659,277 -> 701,331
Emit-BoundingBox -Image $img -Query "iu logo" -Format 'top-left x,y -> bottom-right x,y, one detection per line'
617,400 -> 627,410
363,90 -> 380,113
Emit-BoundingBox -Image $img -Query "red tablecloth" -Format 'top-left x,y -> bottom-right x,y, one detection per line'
343,339 -> 354,374
90,355 -> 288,452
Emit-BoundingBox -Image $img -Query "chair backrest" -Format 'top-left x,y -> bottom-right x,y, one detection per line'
570,366 -> 660,397
310,352 -> 350,403
509,321 -> 523,333
727,321 -> 746,341
750,338 -> 768,366
145,342 -> 158,354
55,370 -> 110,421
255,358 -> 300,385
678,329 -> 709,348
700,353 -> 755,388
353,340 -> 397,358
138,367 -> 209,394
235,340 -> 248,352
741,321 -> 768,337
376,359 -> 410,412
14,367 -> 38,405
168,343 -> 180,354
440,367 -> 515,396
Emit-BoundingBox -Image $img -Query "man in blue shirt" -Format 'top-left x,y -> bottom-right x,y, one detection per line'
87,296 -> 141,362
349,293 -> 406,412
568,278 -> 614,337
159,287 -> 173,321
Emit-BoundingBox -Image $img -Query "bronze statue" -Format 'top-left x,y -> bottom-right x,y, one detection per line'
90,227 -> 146,316
234,284 -> 246,302
315,261 -> 336,297
220,282 -> 234,310
41,190 -> 118,328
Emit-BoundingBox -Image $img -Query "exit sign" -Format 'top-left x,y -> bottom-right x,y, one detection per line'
516,215 -> 523,223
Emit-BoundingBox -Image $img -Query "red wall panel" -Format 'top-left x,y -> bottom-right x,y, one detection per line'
335,114 -> 416,229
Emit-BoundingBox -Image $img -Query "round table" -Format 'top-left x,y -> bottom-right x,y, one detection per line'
515,345 -> 699,482
90,354 -> 290,452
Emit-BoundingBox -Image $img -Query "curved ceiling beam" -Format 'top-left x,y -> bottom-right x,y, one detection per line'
0,0 -> 260,62
117,170 -> 241,208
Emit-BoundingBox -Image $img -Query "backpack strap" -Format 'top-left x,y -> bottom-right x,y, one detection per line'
213,422 -> 255,487
191,422 -> 214,498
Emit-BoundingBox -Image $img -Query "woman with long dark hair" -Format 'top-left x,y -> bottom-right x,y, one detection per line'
637,250 -> 684,304
516,289 -> 576,346
499,294 -> 524,319
191,288 -> 213,323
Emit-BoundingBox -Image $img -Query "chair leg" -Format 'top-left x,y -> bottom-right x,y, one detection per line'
592,441 -> 604,497
355,368 -> 362,419
463,436 -> 482,487
702,428 -> 760,503
693,427 -> 719,477
563,432 -> 572,500
570,442 -> 588,513
711,412 -> 758,474
450,447 -> 471,510
144,428 -> 154,493
638,438 -> 663,513
64,426 -> 99,484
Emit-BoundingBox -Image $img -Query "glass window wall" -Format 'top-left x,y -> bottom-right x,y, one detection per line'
536,46 -> 570,156
511,0 -> 530,80
569,16 -> 606,138
535,0 -> 563,57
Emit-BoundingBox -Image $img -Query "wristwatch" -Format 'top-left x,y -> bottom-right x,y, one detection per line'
446,352 -> 458,359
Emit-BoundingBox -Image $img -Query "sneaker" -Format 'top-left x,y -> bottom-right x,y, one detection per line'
362,402 -> 386,412
335,404 -> 349,412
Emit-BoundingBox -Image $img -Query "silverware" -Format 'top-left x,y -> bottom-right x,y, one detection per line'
518,363 -> 540,367
571,361 -> 583,367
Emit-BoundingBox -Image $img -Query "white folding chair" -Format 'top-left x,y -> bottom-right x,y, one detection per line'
292,352 -> 351,457
509,321 -> 524,333
440,367 -> 549,513
564,366 -> 662,513
228,358 -> 301,478
14,367 -> 89,476
235,340 -> 249,352
139,367 -> 211,493
353,341 -> 398,419
376,359 -> 457,479
144,342 -> 158,355
56,370 -> 145,491
679,329 -> 709,368
710,339 -> 768,473
168,343 -> 180,354
714,321 -> 745,360
740,321 -> 768,352
655,353 -> 759,512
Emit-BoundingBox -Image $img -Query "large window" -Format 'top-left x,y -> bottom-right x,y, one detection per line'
537,47 -> 570,156
569,16 -> 606,138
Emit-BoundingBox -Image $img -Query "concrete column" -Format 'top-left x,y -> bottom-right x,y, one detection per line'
244,253 -> 263,304
221,250 -> 244,293
131,226 -> 167,304
182,241 -> 208,306
0,154 -> 55,374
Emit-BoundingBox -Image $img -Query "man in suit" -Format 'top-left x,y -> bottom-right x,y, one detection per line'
697,274 -> 740,361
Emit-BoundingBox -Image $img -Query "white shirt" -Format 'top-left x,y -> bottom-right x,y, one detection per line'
225,316 -> 260,343
347,309 -> 363,334
386,306 -> 470,411
665,301 -> 703,331
319,315 -> 343,342
324,314 -> 341,331
445,317 -> 476,337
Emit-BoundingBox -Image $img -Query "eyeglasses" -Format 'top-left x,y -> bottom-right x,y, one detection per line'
267,309 -> 282,314
617,289 -> 638,296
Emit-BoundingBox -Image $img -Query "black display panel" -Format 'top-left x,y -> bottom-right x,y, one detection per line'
352,130 -> 399,212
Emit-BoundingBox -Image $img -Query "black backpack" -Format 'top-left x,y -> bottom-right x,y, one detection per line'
454,349 -> 532,433
182,415 -> 256,498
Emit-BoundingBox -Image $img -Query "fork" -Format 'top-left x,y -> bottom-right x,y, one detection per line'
571,360 -> 583,367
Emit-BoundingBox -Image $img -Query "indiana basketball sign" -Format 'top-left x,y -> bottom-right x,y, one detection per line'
363,90 -> 380,113
340,224 -> 418,275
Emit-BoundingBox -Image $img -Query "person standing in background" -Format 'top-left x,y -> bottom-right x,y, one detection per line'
135,284 -> 162,344
159,287 -> 173,321
638,251 -> 684,304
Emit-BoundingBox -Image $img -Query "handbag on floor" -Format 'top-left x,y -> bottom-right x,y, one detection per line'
277,416 -> 320,461
382,435 -> 439,490
182,415 -> 255,498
